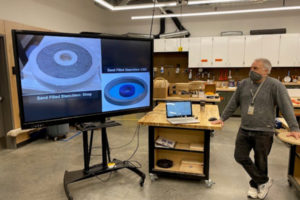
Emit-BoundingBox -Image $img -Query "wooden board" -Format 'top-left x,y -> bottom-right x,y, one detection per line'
154,96 -> 220,103
291,98 -> 300,108
0,20 -> 4,34
3,20 -> 49,129
138,103 -> 222,130
277,131 -> 300,145
154,149 -> 204,175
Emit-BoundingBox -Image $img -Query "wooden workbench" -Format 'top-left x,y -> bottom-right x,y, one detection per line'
138,103 -> 221,185
276,116 -> 300,193
153,96 -> 221,106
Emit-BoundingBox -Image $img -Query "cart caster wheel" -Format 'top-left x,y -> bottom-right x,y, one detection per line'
288,180 -> 292,187
149,173 -> 158,182
205,179 -> 215,188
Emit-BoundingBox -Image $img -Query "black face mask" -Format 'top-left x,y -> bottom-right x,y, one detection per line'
249,70 -> 262,82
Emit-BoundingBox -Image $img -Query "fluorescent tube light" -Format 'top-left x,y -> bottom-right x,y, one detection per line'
94,0 -> 176,11
131,6 -> 300,20
94,0 -> 257,11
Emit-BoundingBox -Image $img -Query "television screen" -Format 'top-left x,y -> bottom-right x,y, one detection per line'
12,30 -> 153,128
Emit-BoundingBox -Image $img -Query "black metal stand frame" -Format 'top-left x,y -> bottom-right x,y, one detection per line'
63,120 -> 145,200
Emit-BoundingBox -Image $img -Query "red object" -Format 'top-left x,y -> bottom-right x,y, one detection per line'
215,58 -> 223,62
201,59 -> 208,62
219,69 -> 228,81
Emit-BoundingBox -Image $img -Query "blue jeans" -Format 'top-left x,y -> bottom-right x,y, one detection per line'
234,128 -> 274,188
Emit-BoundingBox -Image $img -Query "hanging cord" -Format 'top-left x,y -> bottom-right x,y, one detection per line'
126,124 -> 141,161
149,0 -> 156,38
110,124 -> 140,149
91,124 -> 140,156
180,2 -> 183,47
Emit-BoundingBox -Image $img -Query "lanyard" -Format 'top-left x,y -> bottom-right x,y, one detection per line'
250,79 -> 266,105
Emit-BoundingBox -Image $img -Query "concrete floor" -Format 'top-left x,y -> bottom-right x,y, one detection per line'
0,115 -> 299,200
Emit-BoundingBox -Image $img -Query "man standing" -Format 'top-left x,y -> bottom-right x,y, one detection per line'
212,58 -> 300,199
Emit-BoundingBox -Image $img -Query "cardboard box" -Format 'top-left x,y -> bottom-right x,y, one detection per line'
153,77 -> 169,98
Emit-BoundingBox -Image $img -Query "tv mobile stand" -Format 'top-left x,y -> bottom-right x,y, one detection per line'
63,119 -> 145,200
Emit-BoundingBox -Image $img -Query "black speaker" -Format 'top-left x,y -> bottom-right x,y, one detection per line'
156,159 -> 173,168
250,28 -> 286,35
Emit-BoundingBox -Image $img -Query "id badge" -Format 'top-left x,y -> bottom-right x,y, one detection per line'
248,105 -> 254,115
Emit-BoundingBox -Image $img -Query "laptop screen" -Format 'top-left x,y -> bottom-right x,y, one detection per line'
166,101 -> 192,118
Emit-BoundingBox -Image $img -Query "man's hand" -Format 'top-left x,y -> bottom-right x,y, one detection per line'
287,131 -> 300,140
210,119 -> 224,127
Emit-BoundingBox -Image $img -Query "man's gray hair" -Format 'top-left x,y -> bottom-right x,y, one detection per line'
255,58 -> 272,74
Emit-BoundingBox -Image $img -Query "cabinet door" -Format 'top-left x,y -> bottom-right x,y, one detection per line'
261,35 -> 280,67
179,38 -> 189,51
188,38 -> 201,68
278,34 -> 300,67
200,37 -> 213,67
212,37 -> 228,67
154,39 -> 165,52
227,36 -> 245,67
244,35 -> 262,67
165,38 -> 178,52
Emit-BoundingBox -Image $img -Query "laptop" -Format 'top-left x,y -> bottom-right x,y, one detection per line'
166,101 -> 199,124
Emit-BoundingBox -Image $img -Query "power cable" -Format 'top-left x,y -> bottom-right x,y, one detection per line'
149,0 -> 156,38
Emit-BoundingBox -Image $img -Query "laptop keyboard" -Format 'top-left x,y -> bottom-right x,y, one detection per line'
167,117 -> 199,124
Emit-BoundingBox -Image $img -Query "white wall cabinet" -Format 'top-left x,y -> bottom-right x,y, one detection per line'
157,34 -> 300,68
212,37 -> 228,67
227,36 -> 245,67
244,35 -> 262,67
154,39 -> 165,52
278,34 -> 300,67
154,38 -> 189,52
200,37 -> 213,67
261,35 -> 280,67
188,38 -> 201,68
188,37 -> 213,68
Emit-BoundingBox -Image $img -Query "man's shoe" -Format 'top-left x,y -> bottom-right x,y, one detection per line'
258,179 -> 273,199
247,186 -> 258,199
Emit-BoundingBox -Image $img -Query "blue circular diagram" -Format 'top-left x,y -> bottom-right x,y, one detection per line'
119,84 -> 135,97
104,77 -> 148,106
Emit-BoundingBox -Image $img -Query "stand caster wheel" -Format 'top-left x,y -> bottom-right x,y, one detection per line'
149,173 -> 158,182
205,179 -> 215,188
140,179 -> 145,187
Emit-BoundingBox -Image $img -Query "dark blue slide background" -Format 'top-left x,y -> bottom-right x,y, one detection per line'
101,39 -> 151,73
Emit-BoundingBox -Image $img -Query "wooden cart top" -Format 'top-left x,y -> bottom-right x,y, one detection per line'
276,118 -> 300,145
138,103 -> 222,130
153,96 -> 220,103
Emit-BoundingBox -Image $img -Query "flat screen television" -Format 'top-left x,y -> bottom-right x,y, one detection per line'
12,30 -> 153,129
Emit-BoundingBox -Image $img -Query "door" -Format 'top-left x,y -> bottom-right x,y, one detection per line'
244,35 -> 262,67
200,37 -> 213,67
0,36 -> 13,139
154,39 -> 165,52
261,35 -> 280,67
212,37 -> 228,67
227,36 -> 245,67
188,37 -> 201,68
278,34 -> 300,67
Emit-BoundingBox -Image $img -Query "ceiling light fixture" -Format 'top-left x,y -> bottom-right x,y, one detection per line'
131,5 -> 300,20
94,0 -> 258,11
